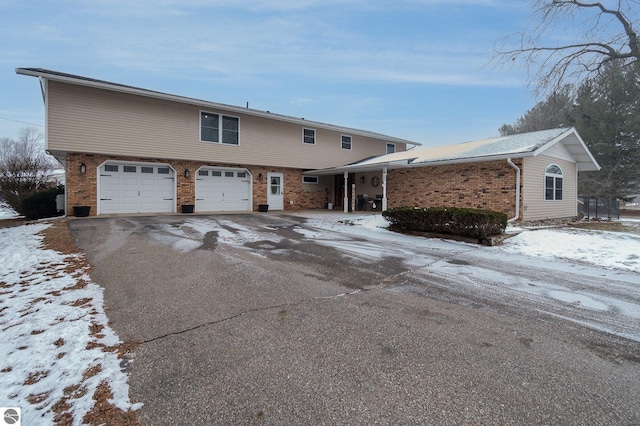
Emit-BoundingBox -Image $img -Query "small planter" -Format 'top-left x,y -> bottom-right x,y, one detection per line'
181,204 -> 195,214
258,204 -> 269,212
73,206 -> 91,217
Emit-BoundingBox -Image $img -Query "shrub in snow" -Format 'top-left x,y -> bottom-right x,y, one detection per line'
383,206 -> 507,239
21,185 -> 65,220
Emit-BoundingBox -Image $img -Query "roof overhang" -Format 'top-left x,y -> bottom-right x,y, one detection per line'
306,159 -> 418,175
306,127 -> 601,175
15,68 -> 420,147
532,128 -> 600,171
305,152 -> 533,175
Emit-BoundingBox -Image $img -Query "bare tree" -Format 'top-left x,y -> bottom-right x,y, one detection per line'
496,1 -> 640,94
0,127 -> 59,213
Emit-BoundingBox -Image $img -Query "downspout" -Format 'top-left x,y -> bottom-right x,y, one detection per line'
507,158 -> 520,222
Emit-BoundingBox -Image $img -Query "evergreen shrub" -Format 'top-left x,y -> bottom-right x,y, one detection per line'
383,206 -> 507,239
22,185 -> 65,220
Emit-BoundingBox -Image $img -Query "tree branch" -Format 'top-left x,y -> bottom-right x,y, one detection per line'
495,0 -> 640,94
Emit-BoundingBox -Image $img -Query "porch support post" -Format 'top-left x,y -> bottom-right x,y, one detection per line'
343,171 -> 349,213
382,166 -> 388,211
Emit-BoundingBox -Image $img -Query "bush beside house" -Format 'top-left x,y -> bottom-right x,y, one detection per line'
22,185 -> 65,220
383,206 -> 508,240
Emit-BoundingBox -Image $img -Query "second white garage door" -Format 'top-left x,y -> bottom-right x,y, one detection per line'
195,168 -> 252,212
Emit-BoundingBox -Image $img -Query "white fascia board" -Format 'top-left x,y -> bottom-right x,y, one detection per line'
530,127 -> 575,157
531,127 -> 600,171
409,152 -> 535,168
16,68 -> 419,147
304,159 -> 414,175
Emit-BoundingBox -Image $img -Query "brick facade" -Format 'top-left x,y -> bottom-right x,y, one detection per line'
66,154 -> 522,218
386,160 -> 523,219
66,153 -> 326,216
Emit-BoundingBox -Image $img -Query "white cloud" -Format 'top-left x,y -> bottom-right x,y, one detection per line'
1,0 -> 528,89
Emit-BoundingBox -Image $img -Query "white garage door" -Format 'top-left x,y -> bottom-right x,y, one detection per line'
99,163 -> 175,214
195,168 -> 251,212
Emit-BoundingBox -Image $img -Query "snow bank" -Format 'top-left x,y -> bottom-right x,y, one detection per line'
0,202 -> 19,219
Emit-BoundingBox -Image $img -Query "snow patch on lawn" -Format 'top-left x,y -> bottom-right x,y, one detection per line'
500,226 -> 640,273
0,202 -> 19,219
0,224 -> 141,425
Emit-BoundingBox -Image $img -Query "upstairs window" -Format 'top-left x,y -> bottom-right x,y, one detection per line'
386,143 -> 396,154
200,111 -> 239,145
303,128 -> 316,144
341,135 -> 352,150
545,164 -> 563,201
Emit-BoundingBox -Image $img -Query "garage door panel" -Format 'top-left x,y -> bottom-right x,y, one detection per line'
195,169 -> 251,212
99,163 -> 175,214
139,178 -> 156,187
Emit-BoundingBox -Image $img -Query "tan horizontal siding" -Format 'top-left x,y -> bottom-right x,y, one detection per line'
47,81 -> 404,170
522,155 -> 577,220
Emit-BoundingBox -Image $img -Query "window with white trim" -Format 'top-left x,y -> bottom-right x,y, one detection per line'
200,111 -> 239,145
303,176 -> 319,184
303,128 -> 316,144
386,143 -> 396,154
341,135 -> 352,150
544,164 -> 563,201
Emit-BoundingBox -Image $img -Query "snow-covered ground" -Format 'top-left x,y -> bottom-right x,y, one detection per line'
289,213 -> 640,340
501,221 -> 640,273
0,201 -> 19,219
330,213 -> 640,273
0,223 -> 141,425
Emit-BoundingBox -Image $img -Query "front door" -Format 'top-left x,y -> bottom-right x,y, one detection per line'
267,172 -> 284,210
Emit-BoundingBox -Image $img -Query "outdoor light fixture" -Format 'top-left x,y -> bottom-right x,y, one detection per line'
80,163 -> 86,174
359,176 -> 365,184
258,173 -> 263,181
185,169 -> 190,178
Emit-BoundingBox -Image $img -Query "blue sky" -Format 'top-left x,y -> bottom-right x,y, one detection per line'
1,0 -> 538,147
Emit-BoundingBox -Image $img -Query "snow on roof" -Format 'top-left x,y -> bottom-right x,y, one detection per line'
310,127 -> 600,174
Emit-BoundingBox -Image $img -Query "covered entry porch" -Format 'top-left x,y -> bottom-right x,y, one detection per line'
307,149 -> 421,212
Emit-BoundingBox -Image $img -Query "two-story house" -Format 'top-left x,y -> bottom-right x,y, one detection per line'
17,68 -> 599,221
16,68 -> 416,216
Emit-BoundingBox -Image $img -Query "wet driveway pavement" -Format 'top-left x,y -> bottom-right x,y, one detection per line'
69,213 -> 640,425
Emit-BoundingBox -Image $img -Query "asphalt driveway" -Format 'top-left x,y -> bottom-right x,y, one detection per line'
69,213 -> 640,425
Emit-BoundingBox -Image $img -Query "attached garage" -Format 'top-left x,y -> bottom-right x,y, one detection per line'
99,162 -> 176,214
195,167 -> 252,212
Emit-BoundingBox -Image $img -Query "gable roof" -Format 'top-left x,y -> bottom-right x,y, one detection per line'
309,127 -> 600,174
15,68 -> 419,147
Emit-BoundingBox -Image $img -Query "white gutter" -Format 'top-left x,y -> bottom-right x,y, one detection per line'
507,158 -> 520,222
